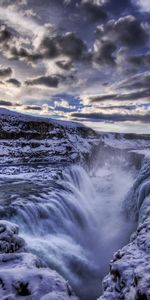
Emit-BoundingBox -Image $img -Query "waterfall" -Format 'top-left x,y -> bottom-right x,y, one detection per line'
124,156 -> 150,222
1,159 -> 136,300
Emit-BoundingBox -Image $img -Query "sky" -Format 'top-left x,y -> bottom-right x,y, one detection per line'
0,0 -> 150,133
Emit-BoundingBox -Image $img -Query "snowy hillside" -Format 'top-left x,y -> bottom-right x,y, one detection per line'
0,109 -> 150,169
0,108 -> 100,166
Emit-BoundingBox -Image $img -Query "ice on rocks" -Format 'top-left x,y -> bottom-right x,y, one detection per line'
100,157 -> 150,300
0,220 -> 78,299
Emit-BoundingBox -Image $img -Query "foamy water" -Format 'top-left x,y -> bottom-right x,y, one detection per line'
0,155 -> 136,299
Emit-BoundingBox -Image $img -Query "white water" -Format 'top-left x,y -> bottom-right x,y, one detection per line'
8,157 -> 136,300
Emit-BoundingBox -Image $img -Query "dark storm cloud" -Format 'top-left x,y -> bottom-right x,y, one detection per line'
38,36 -> 58,59
113,16 -> 148,47
0,28 -> 86,66
25,75 -> 59,88
58,33 -> 86,59
90,89 -> 150,102
101,104 -> 138,110
93,40 -> 117,65
0,24 -> 11,43
0,99 -> 21,106
0,24 -> 41,63
39,32 -> 86,61
91,13 -> 149,67
6,78 -> 21,87
90,94 -> 116,102
96,15 -> 148,49
25,105 -> 42,111
0,100 -> 13,106
10,46 -> 42,62
0,31 -> 85,67
0,67 -> 12,78
0,1 -> 148,71
71,111 -> 150,123
116,89 -> 150,100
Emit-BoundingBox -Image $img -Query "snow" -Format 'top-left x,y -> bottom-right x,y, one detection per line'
99,156 -> 150,300
101,132 -> 150,150
0,220 -> 78,299
0,109 -> 100,166
0,107 -> 84,128
130,149 -> 150,157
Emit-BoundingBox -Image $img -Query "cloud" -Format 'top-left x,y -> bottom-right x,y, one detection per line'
0,100 -> 13,106
91,14 -> 149,68
58,33 -> 86,59
0,25 -> 86,67
135,0 -> 150,12
90,89 -> 150,102
93,40 -> 117,65
9,46 -> 42,62
0,4 -> 44,37
71,111 -> 150,123
25,105 -> 42,111
119,72 -> 150,90
96,15 -> 149,48
0,67 -> 12,78
0,24 -> 12,43
6,78 -> 21,87
25,75 -> 59,88
0,24 -> 41,63
100,104 -> 138,110
38,32 -> 86,62
55,59 -> 73,70
128,52 -> 150,67
113,15 -> 149,47
0,99 -> 21,106
90,94 -> 117,102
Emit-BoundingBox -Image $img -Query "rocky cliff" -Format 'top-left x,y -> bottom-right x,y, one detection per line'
99,156 -> 150,300
0,108 -> 99,166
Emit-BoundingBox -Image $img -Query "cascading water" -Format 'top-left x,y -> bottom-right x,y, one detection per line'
0,155 -> 137,300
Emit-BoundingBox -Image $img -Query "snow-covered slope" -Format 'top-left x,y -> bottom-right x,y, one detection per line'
0,108 -> 100,166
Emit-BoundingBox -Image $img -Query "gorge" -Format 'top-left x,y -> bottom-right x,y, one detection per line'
0,109 -> 150,300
